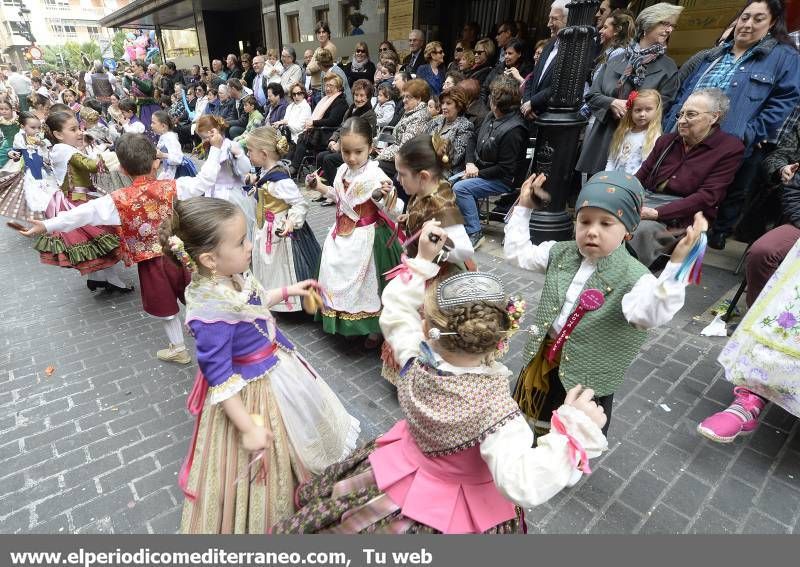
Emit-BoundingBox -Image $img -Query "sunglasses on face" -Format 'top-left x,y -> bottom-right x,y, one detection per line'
474,50 -> 485,55
455,47 -> 464,52
292,91 -> 304,96
355,49 -> 366,54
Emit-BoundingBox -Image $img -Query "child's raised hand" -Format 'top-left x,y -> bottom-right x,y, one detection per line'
670,212 -> 708,264
564,385 -> 607,429
417,220 -> 447,262
207,128 -> 225,149
19,219 -> 47,237
519,173 -> 549,210
8,150 -> 20,161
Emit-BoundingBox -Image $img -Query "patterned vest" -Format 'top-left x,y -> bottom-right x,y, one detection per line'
335,200 -> 380,237
521,241 -> 650,397
398,359 -> 521,456
111,177 -> 176,266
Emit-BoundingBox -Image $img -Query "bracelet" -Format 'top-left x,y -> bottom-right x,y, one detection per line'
281,286 -> 292,310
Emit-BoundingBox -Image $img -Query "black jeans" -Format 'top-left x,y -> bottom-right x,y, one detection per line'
316,150 -> 344,184
539,369 -> 614,437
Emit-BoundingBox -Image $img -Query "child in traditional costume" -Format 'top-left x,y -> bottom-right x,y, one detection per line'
81,105 -> 132,193
697,238 -> 800,443
21,132 -> 225,363
157,197 -> 359,533
379,132 -> 474,383
116,99 -> 146,134
33,111 -> 128,292
195,115 -> 256,239
0,99 -> 18,169
272,221 -> 608,534
246,126 -> 322,311
505,170 -> 705,435
151,110 -> 184,180
311,116 -> 403,347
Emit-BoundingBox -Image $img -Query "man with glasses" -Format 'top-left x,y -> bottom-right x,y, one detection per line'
252,55 -> 268,109
402,29 -> 425,74
495,21 -> 518,65
521,0 -> 568,119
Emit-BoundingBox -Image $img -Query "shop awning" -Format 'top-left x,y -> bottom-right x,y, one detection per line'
101,0 -> 258,30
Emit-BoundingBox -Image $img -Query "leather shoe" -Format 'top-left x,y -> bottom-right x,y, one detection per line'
105,283 -> 135,294
708,231 -> 727,250
86,280 -> 108,292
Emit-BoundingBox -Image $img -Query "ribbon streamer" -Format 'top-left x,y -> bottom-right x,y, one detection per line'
674,232 -> 707,285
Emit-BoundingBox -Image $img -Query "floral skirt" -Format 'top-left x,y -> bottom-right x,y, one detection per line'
33,192 -> 121,275
180,377 -> 306,534
318,222 -> 402,336
272,440 -> 522,534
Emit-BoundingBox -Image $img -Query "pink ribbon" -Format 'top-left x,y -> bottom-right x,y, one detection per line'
546,289 -> 605,363
383,254 -> 413,283
550,411 -> 592,475
264,210 -> 275,254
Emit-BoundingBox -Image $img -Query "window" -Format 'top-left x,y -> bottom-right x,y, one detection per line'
286,13 -> 301,43
87,26 -> 100,34
314,6 -> 329,24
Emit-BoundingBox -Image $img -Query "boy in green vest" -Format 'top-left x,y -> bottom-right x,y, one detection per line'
504,170 -> 707,435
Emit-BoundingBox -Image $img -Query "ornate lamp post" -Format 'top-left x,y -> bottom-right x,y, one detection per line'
528,0 -> 600,243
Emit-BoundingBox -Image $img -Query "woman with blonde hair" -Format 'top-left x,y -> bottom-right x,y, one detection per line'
343,41 -> 376,87
416,41 -> 447,95
246,126 -> 321,309
468,38 -> 495,85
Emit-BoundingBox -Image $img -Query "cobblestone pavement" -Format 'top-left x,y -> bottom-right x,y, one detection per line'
2,194 -> 799,535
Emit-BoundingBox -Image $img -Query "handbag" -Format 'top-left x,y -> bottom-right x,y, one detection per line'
175,156 -> 198,178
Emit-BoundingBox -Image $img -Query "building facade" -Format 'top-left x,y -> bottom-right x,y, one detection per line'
1,0 -> 132,68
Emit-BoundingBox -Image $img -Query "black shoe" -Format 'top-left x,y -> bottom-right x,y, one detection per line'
86,280 -> 108,292
105,283 -> 135,294
708,231 -> 727,250
313,195 -> 327,202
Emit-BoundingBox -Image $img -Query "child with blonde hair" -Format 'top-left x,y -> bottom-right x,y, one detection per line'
246,126 -> 321,311
605,89 -> 662,175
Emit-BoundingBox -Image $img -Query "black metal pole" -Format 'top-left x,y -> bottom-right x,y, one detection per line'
528,0 -> 599,243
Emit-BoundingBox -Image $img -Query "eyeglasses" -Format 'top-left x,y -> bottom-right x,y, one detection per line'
291,91 -> 304,97
659,21 -> 677,29
474,50 -> 485,55
432,50 -> 444,55
455,47 -> 464,52
355,49 -> 367,54
379,47 -> 390,52
675,110 -> 713,120
497,28 -> 509,35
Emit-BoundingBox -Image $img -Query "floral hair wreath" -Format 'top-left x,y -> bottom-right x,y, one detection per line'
626,90 -> 639,111
168,235 -> 197,272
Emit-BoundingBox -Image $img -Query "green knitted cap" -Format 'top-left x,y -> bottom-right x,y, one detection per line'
576,171 -> 645,233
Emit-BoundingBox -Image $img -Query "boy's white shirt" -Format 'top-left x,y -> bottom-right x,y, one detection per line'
504,206 -> 687,333
43,147 -> 223,233
379,256 -> 607,510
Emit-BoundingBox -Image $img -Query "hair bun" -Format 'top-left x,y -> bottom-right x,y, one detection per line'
276,134 -> 289,157
431,132 -> 451,168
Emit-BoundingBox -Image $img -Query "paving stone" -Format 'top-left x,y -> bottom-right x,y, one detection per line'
587,502 -> 642,534
573,467 -> 624,511
745,426 -> 790,459
686,445 -> 734,483
602,442 -> 650,479
618,470 -> 669,514
98,456 -> 157,493
690,507 -> 739,534
709,476 -> 758,520
773,449 -> 800,490
754,478 -> 800,526
742,511 -> 790,534
661,474 -> 712,518
643,442 -> 692,481
729,448 -> 775,487
542,498 -> 595,534
639,504 -> 691,534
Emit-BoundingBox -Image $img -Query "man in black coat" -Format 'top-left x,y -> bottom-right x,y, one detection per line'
401,30 -> 425,74
521,0 -> 568,119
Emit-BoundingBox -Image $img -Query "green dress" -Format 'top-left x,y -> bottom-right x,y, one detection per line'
0,119 -> 19,169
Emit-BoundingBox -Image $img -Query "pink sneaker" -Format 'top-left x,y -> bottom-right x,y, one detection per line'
697,387 -> 766,443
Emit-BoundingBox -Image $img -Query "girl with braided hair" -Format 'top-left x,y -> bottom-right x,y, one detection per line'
246,126 -> 322,311
379,132 -> 475,384
273,220 -> 608,534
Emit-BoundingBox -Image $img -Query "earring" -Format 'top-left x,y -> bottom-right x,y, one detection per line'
211,268 -> 218,284
624,233 -> 633,241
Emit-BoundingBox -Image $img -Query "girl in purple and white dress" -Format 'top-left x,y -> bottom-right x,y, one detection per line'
162,197 -> 359,534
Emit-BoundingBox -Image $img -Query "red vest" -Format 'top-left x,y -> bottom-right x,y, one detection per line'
111,177 -> 176,266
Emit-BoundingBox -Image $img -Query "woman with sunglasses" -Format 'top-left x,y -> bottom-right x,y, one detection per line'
343,42 -> 376,88
273,82 -> 312,145
378,41 -> 399,62
415,41 -> 447,96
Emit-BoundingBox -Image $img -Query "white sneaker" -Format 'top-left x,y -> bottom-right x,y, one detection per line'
156,344 -> 191,364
